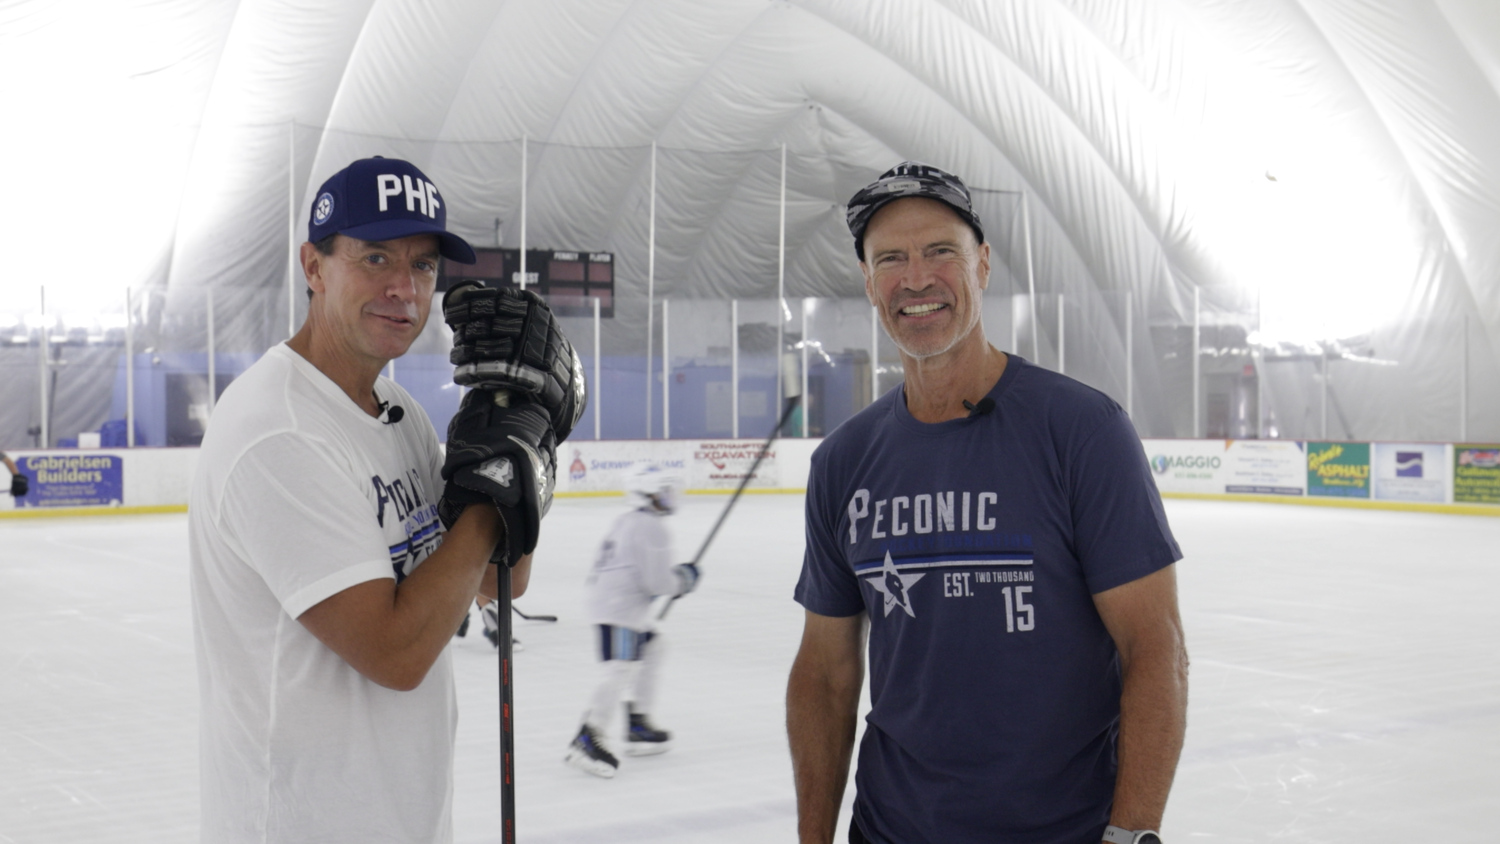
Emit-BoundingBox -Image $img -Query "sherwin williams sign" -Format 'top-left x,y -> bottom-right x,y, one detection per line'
1454,445 -> 1500,504
1373,443 -> 1448,503
17,454 -> 124,508
1306,442 -> 1371,498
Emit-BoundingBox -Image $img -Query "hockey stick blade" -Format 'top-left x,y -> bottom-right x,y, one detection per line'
512,606 -> 558,623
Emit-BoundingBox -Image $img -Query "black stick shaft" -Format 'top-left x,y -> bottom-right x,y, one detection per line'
498,566 -> 515,843
658,395 -> 800,620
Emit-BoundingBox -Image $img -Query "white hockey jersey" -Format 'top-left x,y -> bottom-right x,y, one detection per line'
584,507 -> 686,631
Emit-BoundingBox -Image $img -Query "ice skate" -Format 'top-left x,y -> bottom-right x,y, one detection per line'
624,705 -> 672,756
564,724 -> 619,778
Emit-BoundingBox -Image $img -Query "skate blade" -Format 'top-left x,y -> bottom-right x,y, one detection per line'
564,748 -> 618,778
623,741 -> 671,757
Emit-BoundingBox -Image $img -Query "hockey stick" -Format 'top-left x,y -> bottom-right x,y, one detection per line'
512,605 -> 558,623
485,393 -> 518,844
497,561 -> 516,844
658,394 -> 802,621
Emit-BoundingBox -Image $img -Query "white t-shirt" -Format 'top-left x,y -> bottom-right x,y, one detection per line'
189,343 -> 454,844
584,507 -> 681,631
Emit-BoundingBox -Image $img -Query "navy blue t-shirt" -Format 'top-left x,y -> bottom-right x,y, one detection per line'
794,355 -> 1181,844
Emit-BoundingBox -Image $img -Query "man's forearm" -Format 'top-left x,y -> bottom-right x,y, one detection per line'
787,663 -> 861,844
1108,640 -> 1189,831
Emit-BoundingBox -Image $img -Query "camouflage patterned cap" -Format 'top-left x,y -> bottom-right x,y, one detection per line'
846,162 -> 984,260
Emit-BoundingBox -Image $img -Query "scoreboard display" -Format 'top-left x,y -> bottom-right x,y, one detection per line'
439,248 -> 614,318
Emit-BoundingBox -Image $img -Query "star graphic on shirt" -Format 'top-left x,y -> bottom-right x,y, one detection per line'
865,551 -> 925,618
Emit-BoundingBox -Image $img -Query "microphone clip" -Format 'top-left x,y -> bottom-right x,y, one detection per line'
962,397 -> 995,418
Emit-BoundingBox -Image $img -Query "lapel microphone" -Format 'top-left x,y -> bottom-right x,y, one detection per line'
376,396 -> 406,425
962,397 -> 995,418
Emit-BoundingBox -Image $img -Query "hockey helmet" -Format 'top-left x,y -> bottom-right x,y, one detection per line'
625,463 -> 681,513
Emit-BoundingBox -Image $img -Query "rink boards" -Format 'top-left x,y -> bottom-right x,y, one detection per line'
2,437 -> 1497,517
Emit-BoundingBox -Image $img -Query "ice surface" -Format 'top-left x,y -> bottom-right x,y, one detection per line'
2,497 -> 1497,842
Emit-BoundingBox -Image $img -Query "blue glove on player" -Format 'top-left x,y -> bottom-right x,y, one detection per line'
672,562 -> 700,596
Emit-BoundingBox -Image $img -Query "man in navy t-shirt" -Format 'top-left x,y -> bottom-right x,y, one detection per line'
788,163 -> 1187,844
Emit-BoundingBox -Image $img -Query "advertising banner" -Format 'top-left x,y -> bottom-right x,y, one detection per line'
16,453 -> 124,508
1372,443 -> 1448,503
1224,440 -> 1305,495
1453,445 -> 1500,505
1306,442 -> 1371,498
557,441 -> 688,494
688,440 -> 782,491
1141,439 -> 1229,495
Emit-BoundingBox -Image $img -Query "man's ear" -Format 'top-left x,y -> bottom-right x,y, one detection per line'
861,262 -> 877,307
300,241 -> 325,296
976,241 -> 991,291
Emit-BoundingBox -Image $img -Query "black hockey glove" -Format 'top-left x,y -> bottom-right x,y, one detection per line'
439,389 -> 557,567
443,280 -> 587,444
10,473 -> 26,497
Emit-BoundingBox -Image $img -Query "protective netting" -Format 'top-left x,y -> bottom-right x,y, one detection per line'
2,133 -> 1496,447
4,0 -> 1500,448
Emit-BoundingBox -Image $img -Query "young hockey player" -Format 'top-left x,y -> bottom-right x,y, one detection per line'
564,463 -> 699,778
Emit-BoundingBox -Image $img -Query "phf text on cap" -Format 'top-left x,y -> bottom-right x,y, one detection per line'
308,156 -> 476,264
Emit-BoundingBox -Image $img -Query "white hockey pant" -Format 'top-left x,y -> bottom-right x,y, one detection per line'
585,635 -> 665,732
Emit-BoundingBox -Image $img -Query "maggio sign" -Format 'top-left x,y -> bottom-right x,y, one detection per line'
1142,439 -> 1305,496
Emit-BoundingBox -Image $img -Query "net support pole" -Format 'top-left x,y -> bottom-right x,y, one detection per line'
1022,193 -> 1039,362
207,288 -> 217,418
1321,345 -> 1329,440
125,287 -> 135,448
662,299 -> 670,440
731,299 -> 739,439
38,285 -> 48,449
1192,286 -> 1201,439
776,144 -> 786,408
1255,287 -> 1264,438
1057,293 -> 1066,375
646,140 -> 656,439
1125,290 -> 1133,418
593,296 -> 601,440
1459,315 -> 1469,441
287,122 -> 297,338
800,298 -> 809,438
519,136 -> 528,291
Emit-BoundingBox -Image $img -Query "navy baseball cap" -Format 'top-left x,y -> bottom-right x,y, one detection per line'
308,156 -> 476,264
846,162 -> 984,260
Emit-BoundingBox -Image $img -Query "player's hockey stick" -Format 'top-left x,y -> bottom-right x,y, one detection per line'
658,394 -> 802,621
497,558 -> 516,844
486,393 -> 519,844
512,605 -> 558,622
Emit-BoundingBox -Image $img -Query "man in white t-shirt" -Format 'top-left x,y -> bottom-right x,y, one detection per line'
189,157 -> 558,843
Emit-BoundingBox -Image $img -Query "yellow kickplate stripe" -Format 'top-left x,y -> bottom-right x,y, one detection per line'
0,504 -> 189,519
1161,492 -> 1500,517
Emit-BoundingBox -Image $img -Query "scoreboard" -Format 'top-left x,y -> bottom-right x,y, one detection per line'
439,248 -> 614,318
